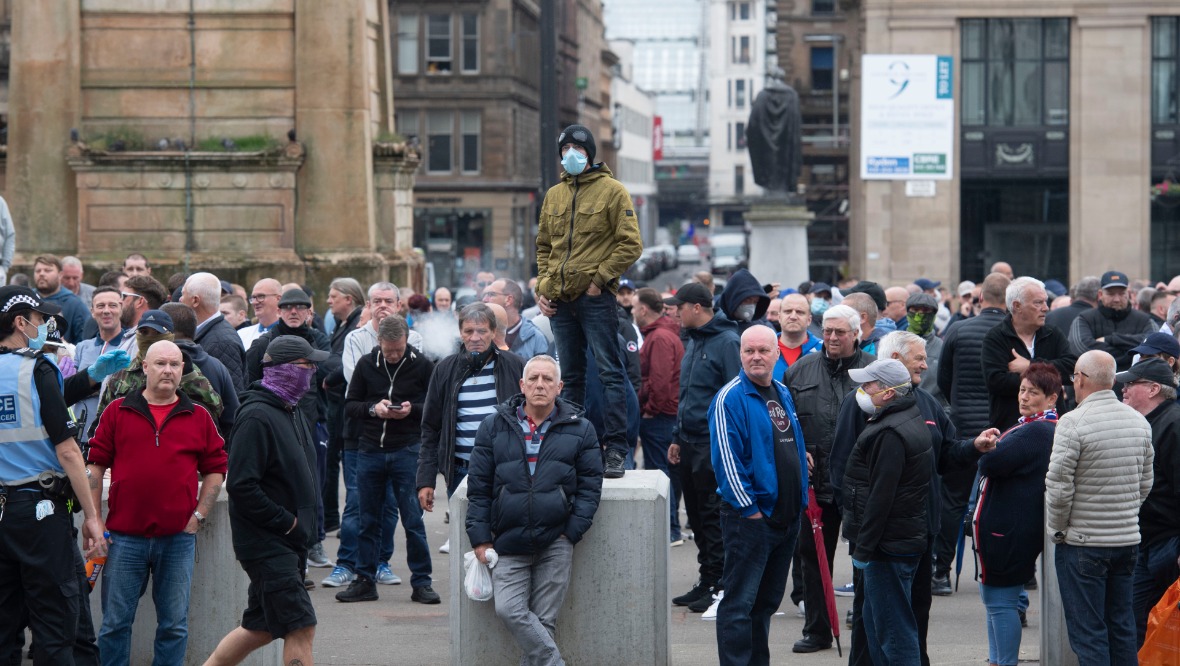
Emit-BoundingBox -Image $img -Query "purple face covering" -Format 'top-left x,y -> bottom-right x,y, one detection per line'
261,363 -> 316,406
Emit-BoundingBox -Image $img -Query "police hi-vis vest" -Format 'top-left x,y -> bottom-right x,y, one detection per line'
0,350 -> 66,485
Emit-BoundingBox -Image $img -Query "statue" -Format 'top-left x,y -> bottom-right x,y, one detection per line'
746,67 -> 802,197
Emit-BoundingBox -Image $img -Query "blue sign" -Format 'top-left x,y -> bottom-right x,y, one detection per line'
936,56 -> 953,99
865,157 -> 911,175
0,395 -> 17,424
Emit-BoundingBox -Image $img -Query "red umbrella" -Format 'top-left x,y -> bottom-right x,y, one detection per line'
806,485 -> 842,656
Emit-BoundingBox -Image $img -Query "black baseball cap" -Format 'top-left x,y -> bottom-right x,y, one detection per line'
263,335 -> 330,366
0,286 -> 62,317
1115,357 -> 1177,387
845,281 -> 887,312
1101,271 -> 1130,290
663,282 -> 713,307
137,309 -> 174,334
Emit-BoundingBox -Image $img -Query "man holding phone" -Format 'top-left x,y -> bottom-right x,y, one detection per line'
337,315 -> 439,604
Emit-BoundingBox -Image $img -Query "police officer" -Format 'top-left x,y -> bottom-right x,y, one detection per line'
0,286 -> 122,664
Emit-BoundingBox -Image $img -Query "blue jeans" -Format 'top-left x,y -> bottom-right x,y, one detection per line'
640,414 -> 681,540
1133,535 -> 1180,647
356,446 -> 432,588
1055,543 -> 1138,666
862,558 -> 920,665
446,463 -> 469,499
551,291 -> 628,455
979,583 -> 1023,665
337,448 -> 395,572
715,504 -> 800,666
98,531 -> 196,666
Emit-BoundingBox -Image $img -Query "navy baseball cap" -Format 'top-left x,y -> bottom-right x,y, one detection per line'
914,278 -> 941,291
137,310 -> 174,334
1101,271 -> 1130,289
1132,332 -> 1180,359
618,279 -> 636,292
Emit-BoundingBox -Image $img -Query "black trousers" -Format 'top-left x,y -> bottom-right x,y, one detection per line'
798,500 -> 842,643
676,441 -> 723,584
0,493 -> 96,666
850,537 -> 933,666
933,466 -> 975,576
323,398 -> 345,530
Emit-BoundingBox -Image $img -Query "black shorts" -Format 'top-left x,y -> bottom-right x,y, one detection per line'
240,552 -> 316,639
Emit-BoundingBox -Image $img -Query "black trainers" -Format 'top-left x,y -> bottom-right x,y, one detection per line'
792,636 -> 833,653
604,450 -> 626,479
673,579 -> 711,606
412,585 -> 441,604
336,577 -> 378,603
688,584 -> 721,613
931,574 -> 952,596
1019,609 -> 1028,628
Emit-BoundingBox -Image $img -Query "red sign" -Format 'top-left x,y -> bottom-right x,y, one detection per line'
652,116 -> 663,162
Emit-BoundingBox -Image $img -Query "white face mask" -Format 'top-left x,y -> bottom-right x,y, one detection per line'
735,303 -> 757,322
855,387 -> 878,415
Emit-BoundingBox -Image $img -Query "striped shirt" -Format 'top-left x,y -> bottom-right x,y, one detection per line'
517,405 -> 556,475
454,360 -> 497,464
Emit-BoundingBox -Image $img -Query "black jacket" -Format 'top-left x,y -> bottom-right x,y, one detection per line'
785,346 -> 874,504
975,419 -> 1055,587
416,348 -> 525,490
344,346 -> 434,451
246,322 -> 331,429
981,315 -> 1076,431
675,315 -> 741,445
226,384 -> 320,561
1068,305 -> 1158,371
842,393 -> 933,561
323,306 -> 365,401
465,395 -> 603,556
193,314 -> 248,393
938,307 -> 1006,437
176,339 -> 238,436
1141,400 -> 1180,545
1044,301 -> 1092,343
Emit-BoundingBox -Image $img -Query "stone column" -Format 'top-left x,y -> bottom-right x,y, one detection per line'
294,0 -> 377,255
7,0 -> 81,255
744,200 -> 815,289
1041,540 -> 1079,666
373,147 -> 425,289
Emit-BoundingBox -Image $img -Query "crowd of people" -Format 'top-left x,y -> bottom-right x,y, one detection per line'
0,124 -> 1177,666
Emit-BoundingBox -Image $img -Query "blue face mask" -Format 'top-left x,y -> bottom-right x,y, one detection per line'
22,318 -> 49,351
562,148 -> 588,176
810,299 -> 829,316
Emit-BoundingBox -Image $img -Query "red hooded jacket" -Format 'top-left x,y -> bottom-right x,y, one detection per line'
638,315 -> 684,417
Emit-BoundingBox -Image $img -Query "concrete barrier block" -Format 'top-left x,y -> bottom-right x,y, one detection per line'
84,486 -> 283,666
1041,538 -> 1079,666
449,470 -> 671,666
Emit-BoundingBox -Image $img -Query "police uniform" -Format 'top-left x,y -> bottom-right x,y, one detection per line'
0,287 -> 99,665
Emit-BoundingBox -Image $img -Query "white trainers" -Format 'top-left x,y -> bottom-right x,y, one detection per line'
796,600 -> 805,617
438,538 -> 450,554
702,590 -> 725,620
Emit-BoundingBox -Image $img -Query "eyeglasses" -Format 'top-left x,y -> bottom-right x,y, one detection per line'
1124,379 -> 1156,389
280,304 -> 310,312
1069,371 -> 1090,382
822,327 -> 852,337
120,292 -> 143,301
476,281 -> 492,289
251,293 -> 279,302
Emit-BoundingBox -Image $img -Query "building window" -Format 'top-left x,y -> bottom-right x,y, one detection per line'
736,121 -> 747,149
735,165 -> 745,195
811,46 -> 834,91
733,35 -> 751,64
461,13 -> 479,74
396,109 -> 419,143
961,18 -> 1070,127
1153,17 -> 1179,125
397,13 -> 418,75
461,110 -> 481,174
426,14 -> 453,74
426,111 -> 453,172
812,0 -> 836,15
735,79 -> 747,108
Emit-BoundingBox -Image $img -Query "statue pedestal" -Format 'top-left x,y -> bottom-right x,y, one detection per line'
743,200 -> 814,289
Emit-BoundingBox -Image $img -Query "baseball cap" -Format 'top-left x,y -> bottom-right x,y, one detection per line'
618,278 -> 636,292
663,282 -> 713,307
848,359 -> 912,387
263,335 -> 330,366
1044,279 -> 1067,298
844,281 -> 887,312
811,282 -> 833,296
1115,357 -> 1177,387
0,286 -> 62,317
1101,271 -> 1130,290
914,278 -> 941,291
906,293 -> 939,311
219,280 -> 233,295
278,288 -> 312,308
137,310 -> 174,334
957,280 -> 976,297
1131,332 -> 1180,359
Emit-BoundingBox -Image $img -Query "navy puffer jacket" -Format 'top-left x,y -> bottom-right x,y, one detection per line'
465,395 -> 604,556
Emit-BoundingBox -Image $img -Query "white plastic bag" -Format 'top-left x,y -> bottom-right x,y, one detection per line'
463,549 -> 498,602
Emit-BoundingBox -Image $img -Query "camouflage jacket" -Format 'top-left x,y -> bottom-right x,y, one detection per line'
90,357 -> 224,437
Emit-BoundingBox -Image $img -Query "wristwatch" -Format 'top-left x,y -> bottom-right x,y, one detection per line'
193,510 -> 206,525
369,404 -> 378,417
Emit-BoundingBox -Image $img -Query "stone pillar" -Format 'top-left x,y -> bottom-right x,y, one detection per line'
1040,540 -> 1079,666
373,146 -> 426,291
7,0 -> 81,255
294,0 -> 377,254
449,472 -> 672,666
744,201 -> 815,288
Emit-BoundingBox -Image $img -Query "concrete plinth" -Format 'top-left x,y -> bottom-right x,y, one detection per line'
449,471 -> 671,666
1040,540 -> 1079,666
83,487 -> 283,666
744,201 -> 815,288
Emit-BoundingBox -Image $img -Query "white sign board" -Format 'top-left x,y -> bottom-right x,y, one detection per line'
860,54 -> 954,180
906,180 -> 937,197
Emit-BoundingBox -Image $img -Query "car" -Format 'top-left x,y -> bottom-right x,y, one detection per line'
641,247 -> 666,274
624,257 -> 658,282
677,244 -> 702,264
651,244 -> 679,270
709,233 -> 747,275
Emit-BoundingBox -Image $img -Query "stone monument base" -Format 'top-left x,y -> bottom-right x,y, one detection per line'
743,200 -> 815,289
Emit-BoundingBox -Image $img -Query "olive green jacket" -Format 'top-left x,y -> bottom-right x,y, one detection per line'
536,164 -> 642,302
90,358 -> 224,437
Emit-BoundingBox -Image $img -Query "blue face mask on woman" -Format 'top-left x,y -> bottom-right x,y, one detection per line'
561,148 -> 588,176
22,316 -> 50,351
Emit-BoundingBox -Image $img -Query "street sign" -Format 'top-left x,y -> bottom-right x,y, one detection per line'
575,76 -> 588,90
